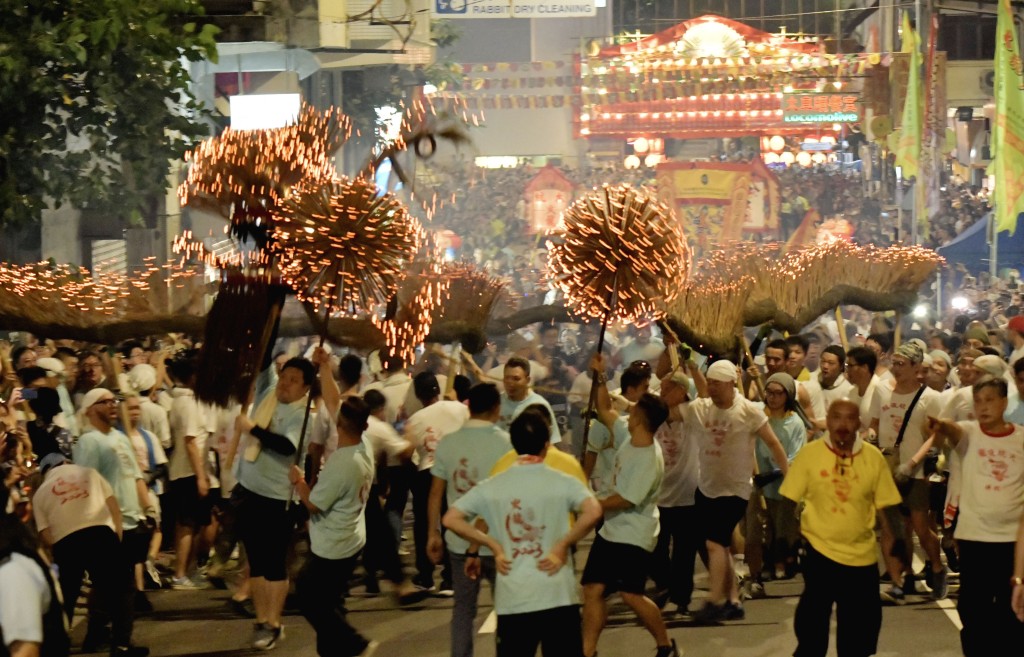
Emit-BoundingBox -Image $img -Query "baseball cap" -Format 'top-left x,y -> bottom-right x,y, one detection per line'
973,354 -> 1008,382
39,452 -> 67,475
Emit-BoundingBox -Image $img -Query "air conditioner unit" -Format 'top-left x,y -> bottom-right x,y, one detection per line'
980,69 -> 995,95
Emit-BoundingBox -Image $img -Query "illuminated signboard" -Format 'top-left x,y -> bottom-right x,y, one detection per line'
782,93 -> 860,123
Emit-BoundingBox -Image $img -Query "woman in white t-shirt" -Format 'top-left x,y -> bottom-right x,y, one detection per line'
928,379 -> 1024,652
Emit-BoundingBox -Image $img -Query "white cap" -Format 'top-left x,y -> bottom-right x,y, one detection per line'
706,360 -> 738,382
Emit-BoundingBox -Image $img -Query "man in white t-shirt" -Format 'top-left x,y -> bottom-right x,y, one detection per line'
845,346 -> 886,437
679,360 -> 790,623
581,354 -> 678,657
362,356 -> 412,425
404,372 -> 469,592
875,342 -> 946,601
444,412 -> 601,657
33,453 -> 140,654
497,357 -> 560,445
927,379 -> 1024,652
818,345 -> 854,410
614,325 -> 665,369
650,370 -> 702,618
166,357 -> 211,590
361,389 -> 415,598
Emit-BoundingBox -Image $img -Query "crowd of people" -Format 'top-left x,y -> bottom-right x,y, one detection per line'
3,300 -> 1024,657
420,158 -> 996,323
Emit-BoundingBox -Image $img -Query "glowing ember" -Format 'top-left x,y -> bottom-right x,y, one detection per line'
272,176 -> 424,315
546,183 -> 689,323
178,104 -> 350,246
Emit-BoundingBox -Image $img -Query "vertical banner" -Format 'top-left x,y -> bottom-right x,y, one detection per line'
894,12 -> 921,180
992,0 -> 1024,235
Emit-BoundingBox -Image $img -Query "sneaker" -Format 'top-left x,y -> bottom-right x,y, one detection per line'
741,579 -> 766,600
722,601 -> 745,620
654,639 -> 680,657
918,561 -> 934,590
435,586 -> 454,598
252,623 -> 284,651
144,560 -> 162,589
358,640 -> 380,657
692,602 -> 724,624
170,576 -> 198,590
228,597 -> 256,619
110,645 -> 149,657
931,566 -> 949,600
880,585 -> 905,605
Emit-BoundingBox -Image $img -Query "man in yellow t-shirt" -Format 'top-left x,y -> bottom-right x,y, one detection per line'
779,399 -> 902,657
491,404 -> 586,485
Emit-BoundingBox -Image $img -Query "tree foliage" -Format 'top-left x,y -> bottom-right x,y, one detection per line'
0,0 -> 219,226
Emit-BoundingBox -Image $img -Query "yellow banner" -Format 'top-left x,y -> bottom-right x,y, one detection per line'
894,12 -> 921,180
992,0 -> 1024,235
671,169 -> 745,203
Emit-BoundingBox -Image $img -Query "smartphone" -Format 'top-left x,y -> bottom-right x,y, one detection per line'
20,388 -> 38,400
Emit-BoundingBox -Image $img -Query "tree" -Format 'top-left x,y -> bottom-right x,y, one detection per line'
0,0 -> 219,227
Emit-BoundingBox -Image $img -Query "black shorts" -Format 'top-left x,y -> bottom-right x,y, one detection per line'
695,488 -> 748,547
580,533 -> 649,594
169,476 -> 212,529
234,485 -> 294,581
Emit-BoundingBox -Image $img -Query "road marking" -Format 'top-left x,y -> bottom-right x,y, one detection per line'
935,598 -> 962,630
478,611 -> 497,634
912,552 -> 961,630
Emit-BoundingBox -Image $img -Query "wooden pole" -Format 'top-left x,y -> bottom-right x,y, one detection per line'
835,306 -> 850,352
224,297 -> 283,473
580,283 -> 617,453
740,334 -> 765,401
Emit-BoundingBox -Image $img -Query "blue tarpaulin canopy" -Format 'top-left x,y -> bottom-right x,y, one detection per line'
936,214 -> 1024,274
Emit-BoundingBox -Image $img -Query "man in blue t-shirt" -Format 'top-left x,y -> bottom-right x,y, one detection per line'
580,354 -> 678,657
428,383 -> 511,657
290,397 -> 377,657
444,413 -> 601,657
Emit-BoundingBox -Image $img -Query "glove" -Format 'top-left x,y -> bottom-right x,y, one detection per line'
753,470 -> 784,488
894,461 -> 914,484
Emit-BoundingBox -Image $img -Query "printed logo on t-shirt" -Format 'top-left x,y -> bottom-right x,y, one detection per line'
703,418 -> 729,458
505,498 -> 546,559
452,457 -> 480,496
818,462 -> 859,513
881,401 -> 908,436
656,427 -> 681,469
977,447 -> 1018,490
51,475 -> 89,505
422,427 -> 440,459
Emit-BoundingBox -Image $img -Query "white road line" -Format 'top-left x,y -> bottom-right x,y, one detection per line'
912,551 -> 961,630
935,598 -> 963,630
478,610 -> 497,634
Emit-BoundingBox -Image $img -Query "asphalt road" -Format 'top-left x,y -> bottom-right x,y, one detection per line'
73,540 -> 965,657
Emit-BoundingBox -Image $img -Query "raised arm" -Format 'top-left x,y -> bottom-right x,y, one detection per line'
589,353 -> 619,429
926,416 -> 964,452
